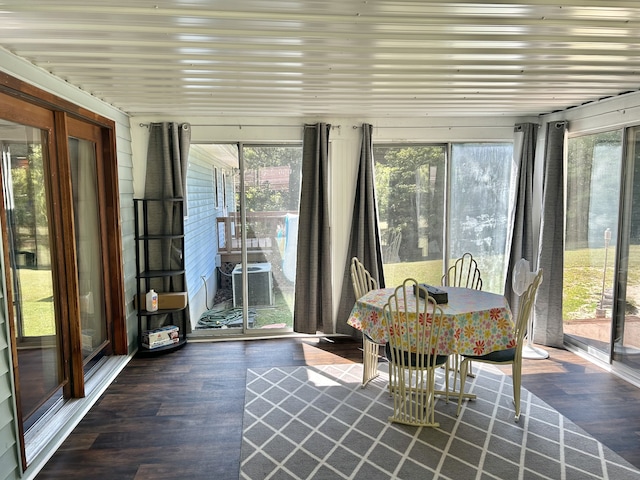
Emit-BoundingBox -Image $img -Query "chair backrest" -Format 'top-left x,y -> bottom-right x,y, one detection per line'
442,252 -> 482,290
350,257 -> 378,299
383,230 -> 402,263
383,278 -> 445,369
513,268 -> 544,355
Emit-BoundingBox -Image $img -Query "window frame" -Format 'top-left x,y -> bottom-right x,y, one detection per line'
373,141 -> 514,292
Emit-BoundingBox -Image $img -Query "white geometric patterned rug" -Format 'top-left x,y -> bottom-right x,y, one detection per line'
240,362 -> 640,480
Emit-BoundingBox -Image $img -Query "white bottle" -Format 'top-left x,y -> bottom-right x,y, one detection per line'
146,289 -> 158,312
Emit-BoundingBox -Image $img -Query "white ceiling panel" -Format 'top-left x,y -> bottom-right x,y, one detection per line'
1,0 -> 640,117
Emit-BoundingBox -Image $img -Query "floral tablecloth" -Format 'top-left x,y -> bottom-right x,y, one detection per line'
347,286 -> 515,356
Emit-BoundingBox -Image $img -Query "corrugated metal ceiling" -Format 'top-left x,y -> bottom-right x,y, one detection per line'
1,0 -> 639,118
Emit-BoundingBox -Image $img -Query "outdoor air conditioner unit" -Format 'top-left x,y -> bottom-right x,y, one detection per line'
232,262 -> 274,307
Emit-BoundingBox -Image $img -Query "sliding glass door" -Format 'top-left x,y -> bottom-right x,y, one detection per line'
613,126 -> 640,371
564,130 -> 623,359
239,145 -> 301,332
564,126 -> 640,381
189,143 -> 302,334
67,118 -> 111,362
1,118 -> 63,430
0,76 -> 125,468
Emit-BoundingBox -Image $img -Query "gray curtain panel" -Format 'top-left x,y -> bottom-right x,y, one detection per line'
335,124 -> 385,335
293,123 -> 332,334
145,122 -> 190,200
504,123 -> 538,318
144,122 -> 191,331
535,121 -> 567,347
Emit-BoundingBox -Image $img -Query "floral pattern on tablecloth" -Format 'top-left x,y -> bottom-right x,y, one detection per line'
347,286 -> 514,356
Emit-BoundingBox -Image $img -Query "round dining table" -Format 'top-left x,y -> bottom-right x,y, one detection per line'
347,285 -> 515,357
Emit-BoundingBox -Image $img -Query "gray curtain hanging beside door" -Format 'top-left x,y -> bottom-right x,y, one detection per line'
534,121 -> 567,347
335,123 -> 385,335
504,123 -> 538,317
144,121 -> 191,332
293,123 -> 332,334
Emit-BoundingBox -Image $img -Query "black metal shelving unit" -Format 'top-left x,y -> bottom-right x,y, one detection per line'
134,198 -> 188,355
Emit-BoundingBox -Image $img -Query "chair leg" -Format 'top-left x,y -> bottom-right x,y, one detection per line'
512,362 -> 522,422
387,351 -> 395,396
456,358 -> 470,417
388,365 -> 440,428
361,337 -> 380,388
447,354 -> 471,393
427,370 -> 436,425
443,358 -> 449,403
452,354 -> 460,391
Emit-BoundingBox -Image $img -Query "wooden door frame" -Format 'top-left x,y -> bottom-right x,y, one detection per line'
0,72 -> 127,469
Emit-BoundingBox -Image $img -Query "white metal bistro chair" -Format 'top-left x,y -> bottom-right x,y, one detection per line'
383,278 -> 450,427
456,268 -> 543,421
350,256 -> 381,387
441,252 -> 483,389
441,252 -> 483,291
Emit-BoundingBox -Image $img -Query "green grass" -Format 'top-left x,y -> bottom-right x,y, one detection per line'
562,245 -> 640,320
252,287 -> 294,328
15,267 -> 56,337
383,246 -> 640,322
383,259 -> 444,288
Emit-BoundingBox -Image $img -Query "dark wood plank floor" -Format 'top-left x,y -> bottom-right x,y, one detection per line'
34,337 -> 640,479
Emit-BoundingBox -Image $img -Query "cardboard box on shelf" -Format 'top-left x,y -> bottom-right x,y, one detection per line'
134,292 -> 187,311
158,292 -> 188,310
142,337 -> 179,349
142,325 -> 179,349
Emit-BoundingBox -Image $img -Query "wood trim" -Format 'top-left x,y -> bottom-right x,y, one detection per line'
0,90 -> 54,127
0,145 -> 27,471
102,127 -> 127,355
45,113 -> 73,400
0,71 -> 115,128
54,112 -> 85,398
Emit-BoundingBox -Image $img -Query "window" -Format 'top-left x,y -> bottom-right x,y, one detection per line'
213,166 -> 219,208
374,142 -> 514,292
449,143 -> 514,292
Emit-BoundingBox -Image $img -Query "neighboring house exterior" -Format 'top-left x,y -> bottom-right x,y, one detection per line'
1,44 -> 640,480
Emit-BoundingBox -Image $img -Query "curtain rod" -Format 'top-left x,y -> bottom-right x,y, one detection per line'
139,122 -> 341,129
354,124 -> 518,129
139,122 -> 512,130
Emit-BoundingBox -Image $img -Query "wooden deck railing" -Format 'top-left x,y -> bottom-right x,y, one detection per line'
216,211 -> 296,254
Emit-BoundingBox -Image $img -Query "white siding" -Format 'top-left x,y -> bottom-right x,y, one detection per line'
185,158 -> 218,325
0,300 -> 19,480
184,147 -> 232,327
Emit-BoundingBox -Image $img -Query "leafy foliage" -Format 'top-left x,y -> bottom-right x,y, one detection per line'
242,146 -> 302,212
566,130 -> 623,250
10,143 -> 49,254
374,145 -> 446,261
